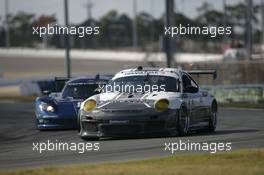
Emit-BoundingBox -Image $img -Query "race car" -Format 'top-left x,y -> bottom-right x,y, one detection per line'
35,75 -> 110,130
78,67 -> 217,139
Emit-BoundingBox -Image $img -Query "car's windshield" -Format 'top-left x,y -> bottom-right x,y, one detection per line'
105,75 -> 178,93
62,83 -> 99,99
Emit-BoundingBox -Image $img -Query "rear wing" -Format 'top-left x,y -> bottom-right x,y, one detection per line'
186,70 -> 217,80
54,77 -> 71,82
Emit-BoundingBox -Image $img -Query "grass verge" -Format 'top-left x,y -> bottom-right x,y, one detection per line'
0,96 -> 36,102
1,149 -> 264,175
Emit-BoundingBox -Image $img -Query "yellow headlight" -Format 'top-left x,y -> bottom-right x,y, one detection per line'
155,99 -> 169,112
83,99 -> 97,112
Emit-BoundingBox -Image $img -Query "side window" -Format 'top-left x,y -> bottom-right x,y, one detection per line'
190,78 -> 198,89
182,74 -> 198,93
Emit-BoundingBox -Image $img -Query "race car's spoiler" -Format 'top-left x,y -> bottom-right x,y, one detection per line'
54,77 -> 71,82
186,70 -> 217,79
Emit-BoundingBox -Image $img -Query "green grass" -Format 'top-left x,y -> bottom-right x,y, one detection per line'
1,149 -> 264,175
0,96 -> 36,102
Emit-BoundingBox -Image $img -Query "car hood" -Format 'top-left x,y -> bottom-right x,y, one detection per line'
89,91 -> 181,110
53,98 -> 83,116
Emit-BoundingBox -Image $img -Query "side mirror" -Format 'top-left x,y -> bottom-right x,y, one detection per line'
202,91 -> 208,97
94,87 -> 102,94
42,90 -> 51,96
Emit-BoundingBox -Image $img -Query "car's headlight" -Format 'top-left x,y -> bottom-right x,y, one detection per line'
39,102 -> 55,113
83,99 -> 97,112
154,99 -> 169,112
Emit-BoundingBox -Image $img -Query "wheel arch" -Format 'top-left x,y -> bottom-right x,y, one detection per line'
179,102 -> 188,115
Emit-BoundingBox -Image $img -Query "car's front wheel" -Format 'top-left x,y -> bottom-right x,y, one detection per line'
177,107 -> 189,136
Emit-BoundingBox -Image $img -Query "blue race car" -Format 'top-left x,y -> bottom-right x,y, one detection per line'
35,75 -> 110,130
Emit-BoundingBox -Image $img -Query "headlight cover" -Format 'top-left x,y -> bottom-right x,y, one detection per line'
154,99 -> 169,112
83,99 -> 97,112
39,102 -> 55,113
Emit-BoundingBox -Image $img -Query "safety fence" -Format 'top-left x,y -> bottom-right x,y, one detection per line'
201,84 -> 264,103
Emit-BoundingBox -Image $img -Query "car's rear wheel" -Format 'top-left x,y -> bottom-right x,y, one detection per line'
177,107 -> 189,136
208,103 -> 217,132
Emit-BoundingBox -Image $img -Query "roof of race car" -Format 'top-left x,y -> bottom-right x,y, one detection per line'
112,67 -> 181,80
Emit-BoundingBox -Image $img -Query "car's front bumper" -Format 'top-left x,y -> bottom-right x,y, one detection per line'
36,114 -> 77,129
79,109 -> 177,138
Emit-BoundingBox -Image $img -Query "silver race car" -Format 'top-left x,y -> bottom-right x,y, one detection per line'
78,67 -> 217,139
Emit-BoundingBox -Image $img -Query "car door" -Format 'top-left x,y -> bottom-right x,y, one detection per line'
197,90 -> 211,126
181,73 -> 200,126
185,74 -> 208,127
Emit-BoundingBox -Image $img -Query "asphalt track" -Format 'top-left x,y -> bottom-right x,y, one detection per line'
0,102 -> 263,170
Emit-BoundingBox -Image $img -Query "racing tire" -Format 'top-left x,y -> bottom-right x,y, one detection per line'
208,104 -> 217,132
177,107 -> 189,136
